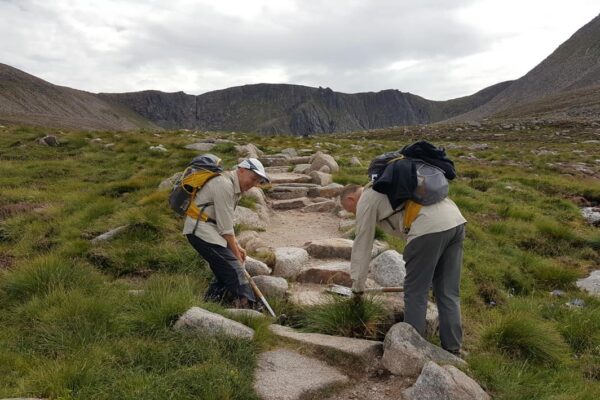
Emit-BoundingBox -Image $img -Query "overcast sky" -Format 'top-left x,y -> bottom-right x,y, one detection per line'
1,0 -> 598,100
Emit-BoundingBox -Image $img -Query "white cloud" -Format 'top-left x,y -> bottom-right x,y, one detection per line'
0,0 -> 598,100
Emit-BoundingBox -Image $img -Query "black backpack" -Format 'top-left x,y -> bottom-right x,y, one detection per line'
367,141 -> 455,232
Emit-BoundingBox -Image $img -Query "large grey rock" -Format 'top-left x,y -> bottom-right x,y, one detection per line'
281,148 -> 298,157
581,207 -> 600,226
234,206 -> 268,230
369,250 -> 406,287
260,156 -> 290,167
269,186 -> 309,200
310,152 -> 340,173
244,187 -> 267,207
577,270 -> 600,296
254,349 -> 349,400
379,295 -> 440,337
270,324 -> 382,364
308,183 -> 344,198
273,247 -> 310,279
235,143 -> 263,158
293,163 -> 312,174
309,171 -> 333,186
252,275 -> 289,298
174,307 -> 254,339
297,261 -> 351,286
91,225 -> 128,243
237,230 -> 259,248
38,135 -> 59,146
305,238 -> 388,260
269,173 -> 312,184
403,361 -> 490,400
382,322 -> 465,377
185,142 -> 215,151
225,308 -> 265,320
288,156 -> 312,165
245,256 -> 272,276
302,200 -> 337,213
271,197 -> 311,210
244,237 -> 271,253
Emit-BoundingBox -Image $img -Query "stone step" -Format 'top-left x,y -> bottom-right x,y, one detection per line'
271,197 -> 311,210
254,349 -> 349,400
273,182 -> 320,188
304,238 -> 388,260
287,283 -> 332,306
269,173 -> 313,184
296,260 -> 351,286
265,166 -> 290,174
270,324 -> 383,365
307,183 -> 344,198
260,156 -> 291,167
267,186 -> 309,200
301,199 -> 337,213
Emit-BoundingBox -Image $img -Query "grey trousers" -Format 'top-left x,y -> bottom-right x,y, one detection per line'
402,224 -> 465,352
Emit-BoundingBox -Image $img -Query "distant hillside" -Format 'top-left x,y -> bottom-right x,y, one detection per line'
454,13 -> 600,121
0,63 -> 158,131
100,82 -> 509,135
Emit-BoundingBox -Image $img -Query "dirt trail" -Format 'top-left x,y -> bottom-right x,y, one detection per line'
256,209 -> 343,248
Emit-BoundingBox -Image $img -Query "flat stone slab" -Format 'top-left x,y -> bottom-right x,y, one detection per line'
288,283 -> 332,306
305,238 -> 389,260
173,307 -> 254,339
274,182 -> 320,188
270,324 -> 382,364
254,349 -> 349,400
297,260 -> 351,286
269,187 -> 309,200
269,173 -> 313,184
403,361 -> 490,400
577,270 -> 600,296
382,322 -> 465,378
271,197 -> 311,210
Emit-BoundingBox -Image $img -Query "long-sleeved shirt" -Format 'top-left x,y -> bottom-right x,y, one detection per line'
351,187 -> 466,291
182,170 -> 241,247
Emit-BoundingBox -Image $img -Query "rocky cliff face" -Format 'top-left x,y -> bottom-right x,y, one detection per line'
102,82 -> 507,135
455,13 -> 600,121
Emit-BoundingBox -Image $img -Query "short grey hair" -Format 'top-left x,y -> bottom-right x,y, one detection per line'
339,184 -> 362,201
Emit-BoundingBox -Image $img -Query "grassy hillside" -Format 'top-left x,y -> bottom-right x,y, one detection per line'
0,123 -> 599,399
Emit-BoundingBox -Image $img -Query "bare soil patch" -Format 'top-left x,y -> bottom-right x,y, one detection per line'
257,209 -> 343,248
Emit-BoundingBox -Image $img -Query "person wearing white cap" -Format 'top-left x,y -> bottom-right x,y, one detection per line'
184,157 -> 270,308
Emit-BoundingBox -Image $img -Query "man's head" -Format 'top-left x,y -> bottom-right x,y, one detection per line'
237,158 -> 270,192
340,184 -> 363,214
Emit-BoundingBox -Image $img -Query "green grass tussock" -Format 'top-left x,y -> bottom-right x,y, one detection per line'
481,311 -> 569,367
299,295 -> 387,339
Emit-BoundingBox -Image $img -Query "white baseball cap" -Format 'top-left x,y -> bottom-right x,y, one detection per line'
238,157 -> 270,183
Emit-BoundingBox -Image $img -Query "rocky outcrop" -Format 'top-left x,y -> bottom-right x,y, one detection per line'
252,275 -> 289,298
403,361 -> 490,400
382,322 -> 465,377
273,247 -> 310,279
173,307 -> 254,339
369,250 -> 406,287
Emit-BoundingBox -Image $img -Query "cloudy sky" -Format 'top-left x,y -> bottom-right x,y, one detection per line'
1,0 -> 598,100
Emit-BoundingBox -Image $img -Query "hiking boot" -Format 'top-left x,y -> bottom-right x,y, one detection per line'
447,349 -> 469,359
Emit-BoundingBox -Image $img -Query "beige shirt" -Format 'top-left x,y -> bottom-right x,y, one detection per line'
351,187 -> 466,291
182,170 -> 241,247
